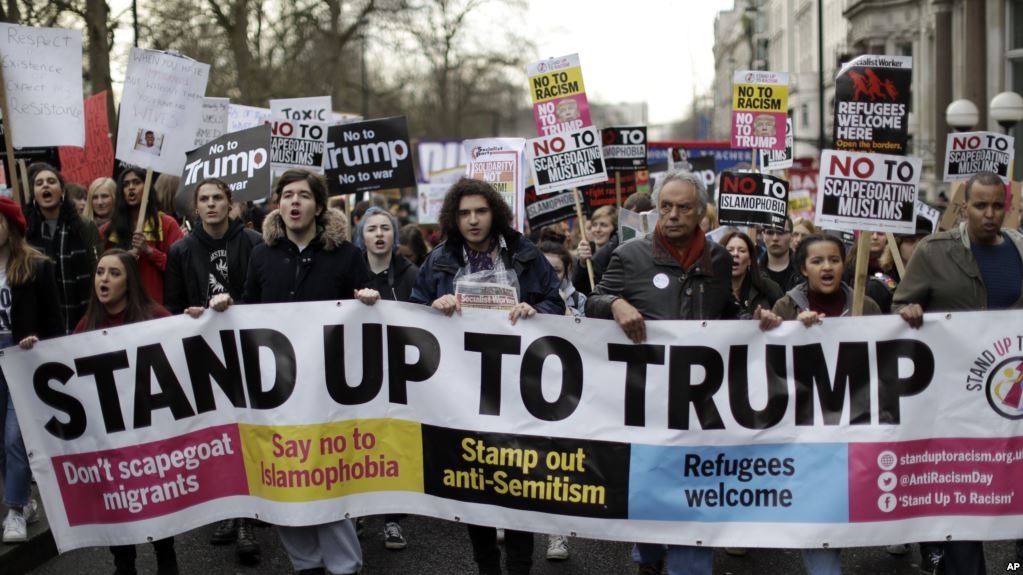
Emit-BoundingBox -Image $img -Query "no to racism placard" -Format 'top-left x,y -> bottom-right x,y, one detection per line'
180,125 -> 271,203
8,301 -> 1023,552
816,150 -> 921,234
944,131 -> 1014,183
528,127 -> 607,195
269,120 -> 326,175
601,127 -> 647,171
717,171 -> 789,229
731,71 -> 788,151
193,97 -> 230,149
527,53 -> 592,137
464,138 -> 527,230
58,92 -> 114,186
323,116 -> 415,196
0,23 -> 84,148
116,48 -> 210,175
833,55 -> 912,154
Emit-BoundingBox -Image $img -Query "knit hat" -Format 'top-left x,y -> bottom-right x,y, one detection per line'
0,196 -> 27,236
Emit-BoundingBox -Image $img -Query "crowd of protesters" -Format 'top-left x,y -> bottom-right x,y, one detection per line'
0,162 -> 1015,575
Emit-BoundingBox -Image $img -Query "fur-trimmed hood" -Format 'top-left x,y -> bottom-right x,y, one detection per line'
262,207 -> 349,251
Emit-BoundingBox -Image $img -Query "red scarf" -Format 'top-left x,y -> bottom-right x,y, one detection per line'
655,224 -> 706,271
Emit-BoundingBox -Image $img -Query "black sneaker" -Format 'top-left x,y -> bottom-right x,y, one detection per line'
210,518 -> 237,545
236,519 -> 261,564
355,517 -> 365,537
383,521 -> 407,550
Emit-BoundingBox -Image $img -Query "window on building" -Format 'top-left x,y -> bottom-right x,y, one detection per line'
898,43 -> 914,113
801,103 -> 810,130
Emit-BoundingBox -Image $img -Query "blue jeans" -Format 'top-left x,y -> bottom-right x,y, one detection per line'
1,373 -> 30,508
634,543 -> 713,575
802,548 -> 842,574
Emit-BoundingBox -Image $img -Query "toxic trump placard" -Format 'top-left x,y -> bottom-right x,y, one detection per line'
731,71 -> 788,151
528,127 -> 607,196
717,171 -> 789,229
944,131 -> 1014,183
323,116 -> 415,196
833,55 -> 912,155
526,53 -> 592,137
816,150 -> 921,234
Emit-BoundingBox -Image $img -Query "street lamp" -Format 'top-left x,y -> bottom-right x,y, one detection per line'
990,91 -> 1023,133
945,99 -> 979,132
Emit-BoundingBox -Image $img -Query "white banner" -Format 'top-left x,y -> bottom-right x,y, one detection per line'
6,302 -> 1023,552
0,24 -> 84,148
115,48 -> 209,174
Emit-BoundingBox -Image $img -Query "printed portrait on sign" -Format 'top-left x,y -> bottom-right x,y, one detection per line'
753,115 -> 777,137
134,129 -> 165,156
556,99 -> 581,123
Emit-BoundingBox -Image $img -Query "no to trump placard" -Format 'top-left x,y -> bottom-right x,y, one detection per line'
464,138 -> 526,230
323,116 -> 415,196
718,171 -> 789,229
731,71 -> 788,151
816,150 -> 921,234
833,55 -> 912,154
528,127 -> 607,195
527,53 -> 592,137
180,125 -> 271,203
8,301 -> 1023,552
944,131 -> 1014,183
0,23 -> 84,148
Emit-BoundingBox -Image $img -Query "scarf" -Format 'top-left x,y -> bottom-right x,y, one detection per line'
655,224 -> 706,271
465,237 -> 498,273
808,288 -> 846,318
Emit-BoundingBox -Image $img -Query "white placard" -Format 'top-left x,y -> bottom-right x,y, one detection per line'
193,97 -> 229,149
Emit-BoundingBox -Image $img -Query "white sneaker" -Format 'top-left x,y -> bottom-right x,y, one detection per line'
3,509 -> 27,543
546,534 -> 569,561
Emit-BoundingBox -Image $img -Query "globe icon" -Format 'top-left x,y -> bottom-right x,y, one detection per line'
877,451 -> 897,471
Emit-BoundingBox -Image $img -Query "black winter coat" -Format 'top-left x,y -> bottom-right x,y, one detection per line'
9,258 -> 63,343
164,220 -> 262,314
365,253 -> 418,302
244,209 -> 369,304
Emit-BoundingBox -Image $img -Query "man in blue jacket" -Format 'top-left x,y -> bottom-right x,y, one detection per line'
411,177 -> 564,575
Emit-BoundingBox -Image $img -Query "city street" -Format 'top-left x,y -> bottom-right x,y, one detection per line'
26,514 -> 1020,574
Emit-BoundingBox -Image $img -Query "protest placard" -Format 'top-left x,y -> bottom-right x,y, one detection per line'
524,186 -> 575,230
0,23 -> 84,148
416,183 -> 449,225
179,125 -> 270,204
227,104 -> 271,133
816,150 -> 921,234
528,127 -> 607,195
269,119 -> 326,175
943,131 -> 1014,183
58,92 -> 114,186
193,97 -> 230,149
601,127 -> 647,171
526,53 -> 592,137
0,117 -> 60,177
323,116 -> 416,196
915,200 -> 939,233
788,159 -> 818,222
464,138 -> 526,229
417,141 -> 469,182
717,171 -> 789,229
618,208 -> 658,242
270,96 -> 332,123
8,300 -> 1023,552
115,48 -> 209,175
758,115 -> 793,170
731,71 -> 788,151
833,55 -> 912,154
582,170 -> 639,208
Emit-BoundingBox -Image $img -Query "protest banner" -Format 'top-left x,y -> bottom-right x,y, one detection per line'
582,170 -> 639,211
416,183 -> 449,225
115,48 -> 210,176
270,96 -> 332,123
833,55 -> 912,155
193,97 -> 230,149
757,115 -> 794,170
731,71 -> 788,152
7,301 -> 1023,552
524,186 -> 575,230
58,92 -> 114,186
816,150 -> 921,234
417,141 -> 469,182
269,119 -> 327,176
228,104 -> 271,133
323,116 -> 415,196
648,142 -> 751,176
179,125 -> 271,205
0,23 -> 84,148
601,127 -> 647,172
528,127 -> 607,195
944,131 -> 1014,183
788,159 -> 818,222
717,171 -> 789,229
464,138 -> 527,230
526,53 -> 592,137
